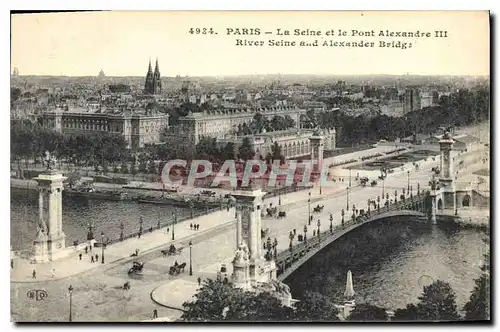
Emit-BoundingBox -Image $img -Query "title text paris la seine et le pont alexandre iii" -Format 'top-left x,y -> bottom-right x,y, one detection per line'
188,27 -> 449,49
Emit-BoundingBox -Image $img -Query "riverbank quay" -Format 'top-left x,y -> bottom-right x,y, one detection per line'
11,208 -> 236,283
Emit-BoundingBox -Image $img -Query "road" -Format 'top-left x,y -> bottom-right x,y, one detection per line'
11,145 -> 488,322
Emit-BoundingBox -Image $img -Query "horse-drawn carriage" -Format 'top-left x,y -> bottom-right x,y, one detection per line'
168,262 -> 187,275
261,228 -> 270,239
370,180 -> 377,187
128,261 -> 144,275
277,211 -> 286,218
313,205 -> 324,213
360,177 -> 369,186
266,206 -> 278,217
161,244 -> 184,257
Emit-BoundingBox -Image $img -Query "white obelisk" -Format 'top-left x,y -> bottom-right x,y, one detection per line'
344,270 -> 355,298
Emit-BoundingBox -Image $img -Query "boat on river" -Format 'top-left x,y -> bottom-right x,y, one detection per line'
64,188 -> 129,201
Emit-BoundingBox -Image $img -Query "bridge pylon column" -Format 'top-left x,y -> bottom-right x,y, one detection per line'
231,187 -> 276,286
438,132 -> 456,212
32,169 -> 68,262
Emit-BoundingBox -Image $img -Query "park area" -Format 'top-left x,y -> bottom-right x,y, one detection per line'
347,150 -> 439,171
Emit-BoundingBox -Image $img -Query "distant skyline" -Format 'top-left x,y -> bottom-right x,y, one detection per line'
11,11 -> 490,77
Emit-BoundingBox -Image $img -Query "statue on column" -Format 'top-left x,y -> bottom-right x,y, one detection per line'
233,242 -> 249,264
43,151 -> 57,171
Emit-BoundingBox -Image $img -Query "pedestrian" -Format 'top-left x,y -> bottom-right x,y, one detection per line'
196,224 -> 200,230
91,256 -> 95,263
197,277 -> 201,286
152,309 -> 158,319
89,244 -> 92,252
96,254 -> 99,262
79,253 -> 82,260
136,249 -> 139,256
85,246 -> 88,254
166,227 -> 170,233
51,269 -> 55,278
190,223 -> 193,230
32,270 -> 36,279
11,259 -> 13,269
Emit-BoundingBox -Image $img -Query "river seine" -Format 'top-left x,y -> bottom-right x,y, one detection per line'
11,188 -> 487,313
10,188 -> 194,251
285,216 -> 488,313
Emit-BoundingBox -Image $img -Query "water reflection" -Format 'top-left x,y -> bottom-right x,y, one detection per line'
10,188 -> 194,250
285,217 -> 488,312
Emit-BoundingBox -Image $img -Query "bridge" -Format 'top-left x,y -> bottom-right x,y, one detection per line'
274,193 -> 427,281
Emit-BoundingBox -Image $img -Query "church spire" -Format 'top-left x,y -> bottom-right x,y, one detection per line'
147,58 -> 153,75
154,57 -> 160,76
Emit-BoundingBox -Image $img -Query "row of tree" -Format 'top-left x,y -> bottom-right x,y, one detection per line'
180,244 -> 490,322
11,119 -> 129,170
235,113 -> 297,136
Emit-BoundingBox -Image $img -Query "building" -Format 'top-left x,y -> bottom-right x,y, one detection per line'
403,87 -> 421,113
176,106 -> 308,144
41,107 -> 169,150
144,58 -> 162,95
98,69 -> 105,78
217,128 -> 336,160
12,67 -> 19,76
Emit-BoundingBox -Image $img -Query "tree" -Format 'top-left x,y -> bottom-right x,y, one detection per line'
238,137 -> 254,161
464,243 -> 490,321
393,303 -> 420,321
348,304 -> 388,322
130,163 -> 137,179
415,280 -> 460,321
121,161 -> 129,174
293,291 -> 339,321
181,279 -> 292,322
271,142 -> 283,162
463,274 -> 490,321
221,142 -> 235,161
11,87 -> 22,103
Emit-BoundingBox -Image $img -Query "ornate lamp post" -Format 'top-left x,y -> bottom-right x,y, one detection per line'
189,240 -> 193,276
119,222 -> 124,242
87,221 -> 94,241
317,219 -> 321,240
273,238 -> 278,259
407,170 -> 410,193
303,225 -> 308,243
289,231 -> 294,251
101,231 -> 105,264
329,214 -> 333,234
172,211 -> 177,241
138,216 -> 143,239
346,186 -> 350,211
264,237 -> 272,260
308,192 -> 311,225
68,285 -> 73,322
278,182 -> 282,206
381,167 -> 386,197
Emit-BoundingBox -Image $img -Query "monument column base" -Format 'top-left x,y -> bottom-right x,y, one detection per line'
31,232 -> 69,262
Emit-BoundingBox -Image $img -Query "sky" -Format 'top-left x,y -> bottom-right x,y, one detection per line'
11,11 -> 490,77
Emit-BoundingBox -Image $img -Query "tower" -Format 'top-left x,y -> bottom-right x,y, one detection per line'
438,131 -> 456,211
231,187 -> 276,288
153,58 -> 162,94
144,58 -> 154,94
309,129 -> 325,175
32,159 -> 67,262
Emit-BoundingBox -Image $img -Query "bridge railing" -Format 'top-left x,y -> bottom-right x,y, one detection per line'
275,195 -> 426,268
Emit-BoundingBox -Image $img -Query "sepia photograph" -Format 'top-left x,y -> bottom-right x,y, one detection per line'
9,10 -> 490,323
